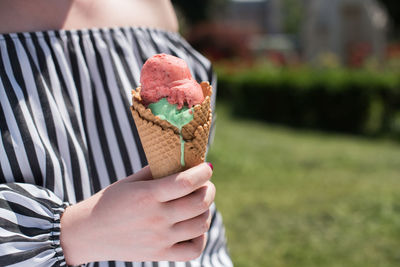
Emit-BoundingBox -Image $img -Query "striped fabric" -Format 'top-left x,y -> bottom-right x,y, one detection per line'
0,27 -> 232,267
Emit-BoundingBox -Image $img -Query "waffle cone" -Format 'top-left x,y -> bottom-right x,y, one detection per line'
130,82 -> 212,178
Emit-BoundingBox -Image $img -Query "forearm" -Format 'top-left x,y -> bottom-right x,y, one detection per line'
60,196 -> 97,265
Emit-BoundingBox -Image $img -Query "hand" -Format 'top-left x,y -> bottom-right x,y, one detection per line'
60,163 -> 214,265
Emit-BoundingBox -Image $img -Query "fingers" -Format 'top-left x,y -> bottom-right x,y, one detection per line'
164,181 -> 215,223
168,234 -> 207,262
170,210 -> 211,244
151,163 -> 213,202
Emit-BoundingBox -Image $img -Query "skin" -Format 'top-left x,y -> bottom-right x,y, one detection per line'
0,1 -> 215,265
0,0 -> 178,33
62,164 -> 214,265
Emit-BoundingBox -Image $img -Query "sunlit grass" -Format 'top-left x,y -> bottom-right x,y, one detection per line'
208,102 -> 400,267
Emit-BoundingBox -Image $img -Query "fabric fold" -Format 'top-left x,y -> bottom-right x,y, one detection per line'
0,183 -> 69,267
0,26 -> 232,267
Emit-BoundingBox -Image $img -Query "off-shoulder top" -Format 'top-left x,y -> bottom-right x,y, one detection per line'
0,26 -> 232,267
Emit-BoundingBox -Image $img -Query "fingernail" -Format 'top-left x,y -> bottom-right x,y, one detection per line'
207,162 -> 213,170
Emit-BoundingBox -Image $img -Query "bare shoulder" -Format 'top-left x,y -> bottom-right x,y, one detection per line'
0,0 -> 178,34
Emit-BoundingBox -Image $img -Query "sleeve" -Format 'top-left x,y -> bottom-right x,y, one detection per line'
0,183 -> 69,267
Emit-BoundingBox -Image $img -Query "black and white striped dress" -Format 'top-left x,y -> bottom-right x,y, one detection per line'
0,27 -> 232,267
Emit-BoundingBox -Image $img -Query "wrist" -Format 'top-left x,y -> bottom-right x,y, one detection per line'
60,201 -> 96,265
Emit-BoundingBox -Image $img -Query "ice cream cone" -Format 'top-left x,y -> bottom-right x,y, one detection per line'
130,81 -> 212,178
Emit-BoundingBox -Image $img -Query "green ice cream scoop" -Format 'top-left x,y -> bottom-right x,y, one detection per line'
149,98 -> 194,128
148,98 -> 194,166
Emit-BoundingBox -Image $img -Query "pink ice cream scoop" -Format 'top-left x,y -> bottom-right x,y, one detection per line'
140,54 -> 204,109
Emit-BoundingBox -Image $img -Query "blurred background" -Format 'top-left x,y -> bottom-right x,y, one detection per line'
172,1 -> 400,266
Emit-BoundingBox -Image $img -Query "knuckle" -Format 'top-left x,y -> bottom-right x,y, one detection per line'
197,188 -> 213,211
135,188 -> 154,207
208,182 -> 216,199
200,219 -> 210,233
147,214 -> 167,226
209,181 -> 216,193
142,182 -> 157,200
178,175 -> 194,191
198,197 -> 209,211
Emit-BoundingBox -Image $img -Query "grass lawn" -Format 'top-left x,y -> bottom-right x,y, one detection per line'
207,102 -> 400,267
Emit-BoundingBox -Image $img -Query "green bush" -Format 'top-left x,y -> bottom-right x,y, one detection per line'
216,65 -> 400,136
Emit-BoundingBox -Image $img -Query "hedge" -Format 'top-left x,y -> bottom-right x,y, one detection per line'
215,65 -> 400,136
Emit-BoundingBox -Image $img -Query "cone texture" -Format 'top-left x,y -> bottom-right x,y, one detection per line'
130,81 -> 212,178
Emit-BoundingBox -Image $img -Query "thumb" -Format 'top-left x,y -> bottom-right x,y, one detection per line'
124,165 -> 153,182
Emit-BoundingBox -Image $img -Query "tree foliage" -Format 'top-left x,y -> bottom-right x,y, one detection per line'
171,0 -> 227,25
378,0 -> 400,36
